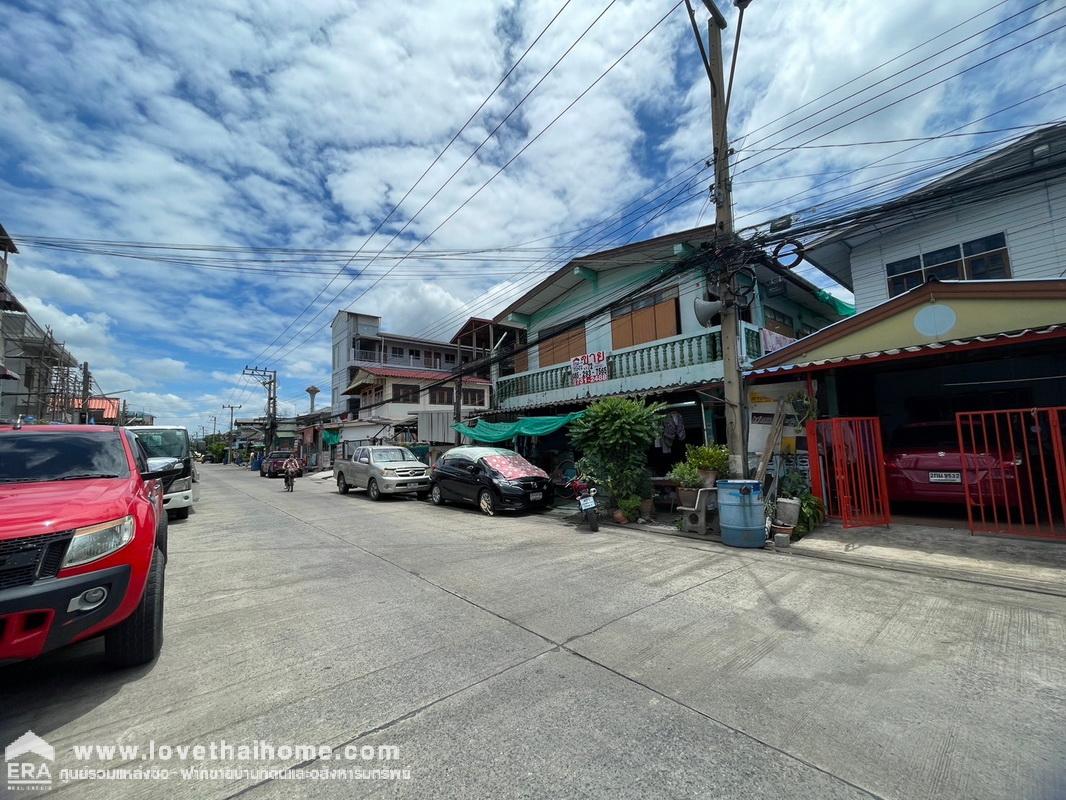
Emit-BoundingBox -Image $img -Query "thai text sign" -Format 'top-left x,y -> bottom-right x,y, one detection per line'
570,351 -> 609,385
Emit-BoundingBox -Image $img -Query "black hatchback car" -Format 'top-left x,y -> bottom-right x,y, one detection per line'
429,446 -> 552,516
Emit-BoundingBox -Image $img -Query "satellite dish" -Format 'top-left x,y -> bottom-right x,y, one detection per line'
694,297 -> 724,328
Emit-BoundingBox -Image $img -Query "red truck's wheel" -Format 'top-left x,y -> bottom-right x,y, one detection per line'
105,547 -> 165,667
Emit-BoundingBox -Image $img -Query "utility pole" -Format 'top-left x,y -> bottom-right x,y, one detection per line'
80,361 -> 90,424
223,403 -> 241,463
243,366 -> 278,450
688,0 -> 751,476
453,342 -> 463,444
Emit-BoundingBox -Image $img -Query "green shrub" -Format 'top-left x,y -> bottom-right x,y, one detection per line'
685,443 -> 730,474
667,461 -> 703,489
570,397 -> 664,502
794,493 -> 826,536
777,469 -> 809,498
618,495 -> 642,522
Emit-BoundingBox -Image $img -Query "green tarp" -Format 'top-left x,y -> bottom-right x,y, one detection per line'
815,288 -> 856,317
322,430 -> 341,446
453,412 -> 585,443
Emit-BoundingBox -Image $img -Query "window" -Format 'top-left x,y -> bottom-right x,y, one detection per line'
125,431 -> 148,474
610,286 -> 679,349
408,348 -> 421,359
429,386 -> 454,405
921,244 -> 963,281
763,307 -> 795,337
0,432 -> 131,482
963,233 -> 1011,279
444,353 -> 456,364
462,388 -> 485,406
392,383 -> 420,403
886,233 -> 1010,297
538,323 -> 587,367
391,346 -> 404,358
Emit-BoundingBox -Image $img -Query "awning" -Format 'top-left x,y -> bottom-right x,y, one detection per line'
453,412 -> 585,443
0,365 -> 19,381
746,323 -> 1066,377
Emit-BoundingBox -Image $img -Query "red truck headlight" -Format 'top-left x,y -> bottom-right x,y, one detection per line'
62,516 -> 135,568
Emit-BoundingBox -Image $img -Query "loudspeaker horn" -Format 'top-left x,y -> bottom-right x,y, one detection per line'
693,297 -> 723,328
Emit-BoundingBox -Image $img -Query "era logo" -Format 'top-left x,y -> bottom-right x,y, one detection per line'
5,731 -> 54,790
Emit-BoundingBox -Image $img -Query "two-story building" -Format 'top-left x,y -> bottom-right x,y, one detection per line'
751,124 -> 1066,537
488,224 -> 850,470
330,311 -> 521,444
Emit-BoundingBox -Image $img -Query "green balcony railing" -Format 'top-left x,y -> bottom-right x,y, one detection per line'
496,331 -> 723,404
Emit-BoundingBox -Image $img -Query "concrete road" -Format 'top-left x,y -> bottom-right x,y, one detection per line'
3,465 -> 1064,799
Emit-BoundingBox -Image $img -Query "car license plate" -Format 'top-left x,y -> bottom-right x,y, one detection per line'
578,496 -> 596,510
529,492 -> 543,501
929,471 -> 961,483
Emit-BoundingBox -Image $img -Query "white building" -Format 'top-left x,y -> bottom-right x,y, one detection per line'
805,123 -> 1066,312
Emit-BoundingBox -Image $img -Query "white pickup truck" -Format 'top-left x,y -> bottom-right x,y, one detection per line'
334,445 -> 431,501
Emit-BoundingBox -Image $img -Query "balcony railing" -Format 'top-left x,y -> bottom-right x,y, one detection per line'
496,330 -> 723,404
350,349 -> 454,371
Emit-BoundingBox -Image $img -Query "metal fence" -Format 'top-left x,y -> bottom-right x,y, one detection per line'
809,417 -> 891,529
956,407 -> 1066,539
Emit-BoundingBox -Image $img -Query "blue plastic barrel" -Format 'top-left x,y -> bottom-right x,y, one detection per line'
717,480 -> 766,548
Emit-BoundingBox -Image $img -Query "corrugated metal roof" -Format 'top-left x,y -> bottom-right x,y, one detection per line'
746,323 -> 1065,376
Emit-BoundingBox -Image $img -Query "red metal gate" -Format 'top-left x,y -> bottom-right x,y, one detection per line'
808,417 -> 891,528
955,407 -> 1066,539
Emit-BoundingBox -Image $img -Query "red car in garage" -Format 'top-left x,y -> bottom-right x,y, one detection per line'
884,422 -> 1024,507
0,424 -> 181,666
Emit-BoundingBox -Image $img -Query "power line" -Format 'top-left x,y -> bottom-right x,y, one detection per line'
730,8 -> 1066,178
249,0 -> 623,377
266,2 -> 685,370
247,0 -> 578,370
734,0 -> 1016,146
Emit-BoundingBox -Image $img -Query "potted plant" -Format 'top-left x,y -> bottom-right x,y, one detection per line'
685,444 -> 730,487
793,492 -> 826,539
774,469 -> 807,527
667,462 -> 703,507
618,495 -> 642,523
570,397 -> 664,513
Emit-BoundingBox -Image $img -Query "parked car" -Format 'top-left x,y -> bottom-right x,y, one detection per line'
260,450 -> 303,478
0,424 -> 181,666
429,446 -> 552,516
335,446 -> 429,499
127,425 -> 200,520
884,421 -> 1024,507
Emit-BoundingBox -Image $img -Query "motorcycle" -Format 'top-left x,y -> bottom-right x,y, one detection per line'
284,469 -> 296,492
566,476 -> 599,532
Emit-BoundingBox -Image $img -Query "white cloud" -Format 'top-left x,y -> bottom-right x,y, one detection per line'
2,0 -> 1063,425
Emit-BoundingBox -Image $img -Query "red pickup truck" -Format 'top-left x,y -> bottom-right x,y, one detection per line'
259,450 -> 304,478
0,424 -> 181,666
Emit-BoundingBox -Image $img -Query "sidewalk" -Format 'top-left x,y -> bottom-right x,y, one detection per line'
792,522 -> 1066,596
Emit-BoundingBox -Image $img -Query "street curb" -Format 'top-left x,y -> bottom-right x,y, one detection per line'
546,504 -> 1066,597
789,546 -> 1066,598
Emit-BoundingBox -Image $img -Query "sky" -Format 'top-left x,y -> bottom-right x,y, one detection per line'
2,0 -> 1064,429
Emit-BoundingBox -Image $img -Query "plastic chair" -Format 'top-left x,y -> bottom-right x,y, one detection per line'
677,488 -> 719,535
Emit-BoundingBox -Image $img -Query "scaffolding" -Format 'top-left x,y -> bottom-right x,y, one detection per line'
0,310 -> 83,423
